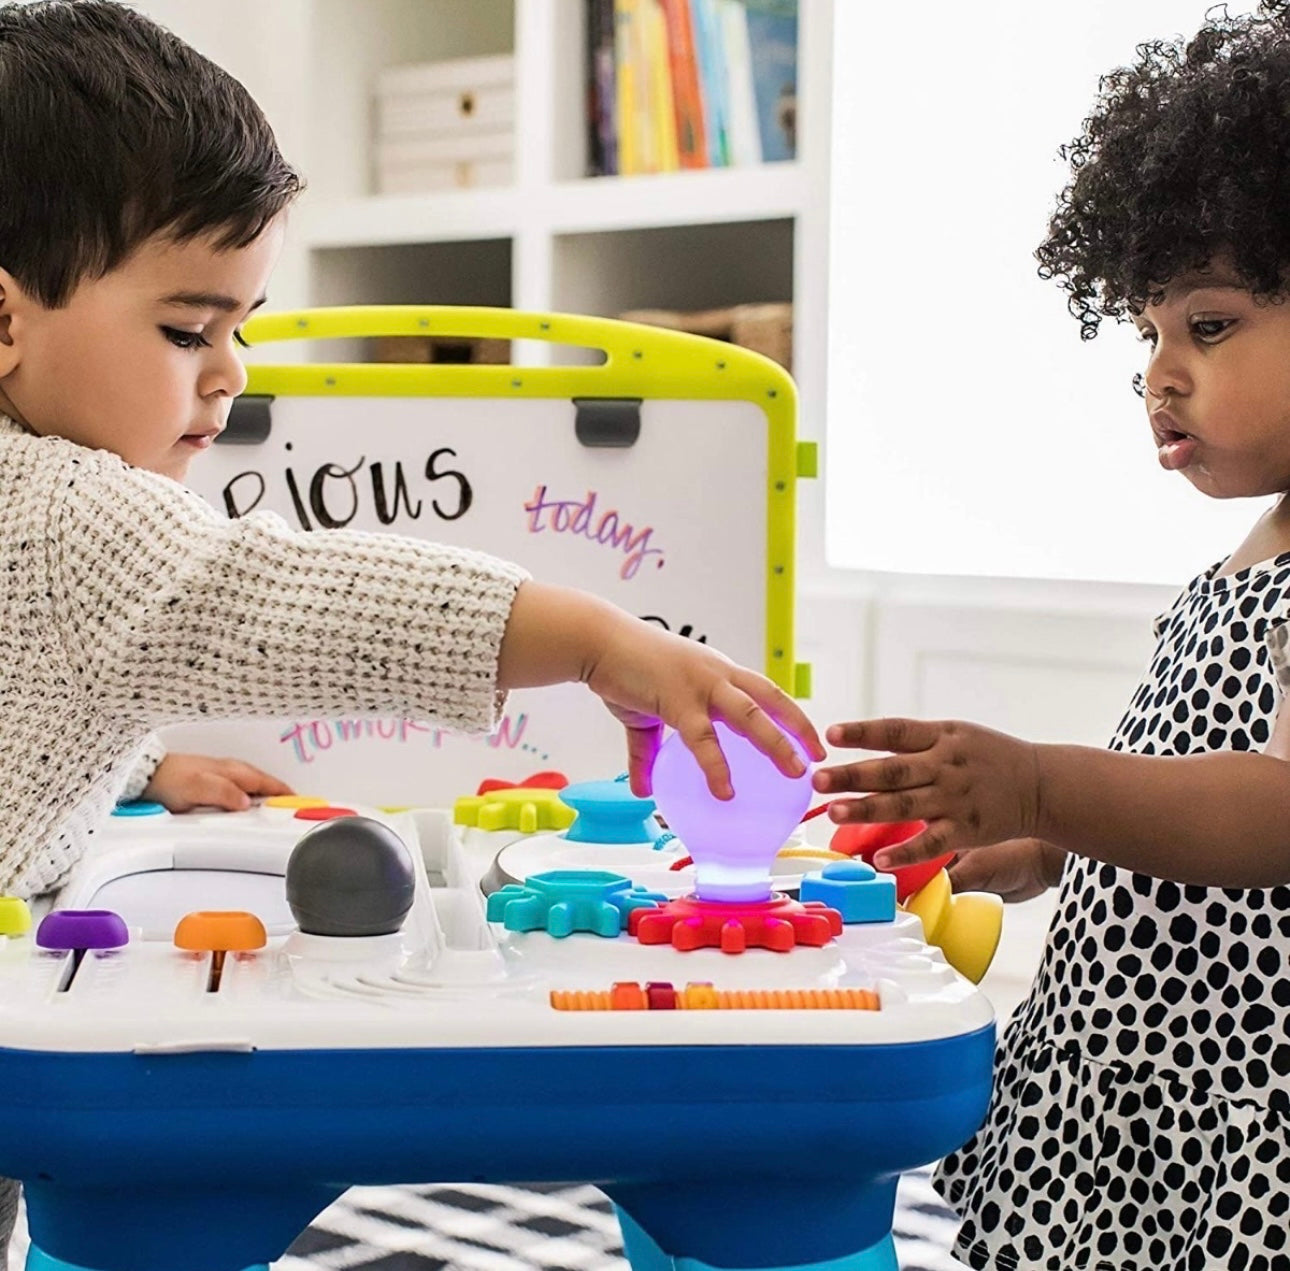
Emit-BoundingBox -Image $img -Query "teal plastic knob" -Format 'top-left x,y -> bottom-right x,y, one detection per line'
559,780 -> 666,845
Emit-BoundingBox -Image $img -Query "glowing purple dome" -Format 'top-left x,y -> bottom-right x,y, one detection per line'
652,721 -> 814,903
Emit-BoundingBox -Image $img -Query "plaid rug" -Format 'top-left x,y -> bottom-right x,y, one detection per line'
8,1169 -> 963,1271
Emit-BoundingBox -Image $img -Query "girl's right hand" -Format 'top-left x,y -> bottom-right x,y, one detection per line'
946,837 -> 1066,903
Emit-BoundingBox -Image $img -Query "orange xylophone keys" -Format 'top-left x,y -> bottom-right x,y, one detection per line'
549,982 -> 880,1011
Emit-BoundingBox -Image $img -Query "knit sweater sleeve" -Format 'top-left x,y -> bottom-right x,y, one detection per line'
119,733 -> 168,802
45,446 -> 529,732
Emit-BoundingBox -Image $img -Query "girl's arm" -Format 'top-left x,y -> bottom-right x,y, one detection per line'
814,708 -> 1290,889
1031,740 -> 1290,887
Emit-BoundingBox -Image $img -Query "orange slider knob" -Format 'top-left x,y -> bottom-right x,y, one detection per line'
173,910 -> 268,992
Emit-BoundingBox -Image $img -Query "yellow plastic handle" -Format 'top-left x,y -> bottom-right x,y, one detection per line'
247,305 -> 719,369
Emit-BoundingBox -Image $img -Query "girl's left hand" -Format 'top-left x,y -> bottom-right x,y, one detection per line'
143,753 -> 294,812
812,718 -> 1042,868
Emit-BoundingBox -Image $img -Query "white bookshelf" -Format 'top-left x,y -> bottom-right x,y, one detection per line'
150,1 -> 831,407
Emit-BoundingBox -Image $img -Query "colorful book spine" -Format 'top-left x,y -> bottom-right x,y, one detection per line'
718,0 -> 762,167
660,0 -> 707,168
614,0 -> 643,175
645,0 -> 681,171
744,0 -> 797,161
691,0 -> 730,166
588,0 -> 604,174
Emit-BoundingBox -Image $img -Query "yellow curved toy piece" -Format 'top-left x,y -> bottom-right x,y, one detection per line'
774,847 -> 850,862
902,869 -> 1003,985
453,788 -> 577,834
0,895 -> 31,938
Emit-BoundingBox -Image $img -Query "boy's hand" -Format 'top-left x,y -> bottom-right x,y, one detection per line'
812,718 -> 1042,867
946,837 -> 1067,903
585,622 -> 825,799
142,753 -> 294,812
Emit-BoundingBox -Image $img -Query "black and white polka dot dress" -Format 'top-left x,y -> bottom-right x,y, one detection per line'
935,552 -> 1290,1271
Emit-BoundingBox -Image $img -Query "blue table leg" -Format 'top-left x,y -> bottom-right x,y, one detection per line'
609,1178 -> 900,1271
618,1207 -> 676,1271
27,1252 -> 268,1271
22,1180 -> 341,1271
617,1208 -> 898,1271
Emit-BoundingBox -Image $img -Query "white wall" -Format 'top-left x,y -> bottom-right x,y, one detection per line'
826,0 -> 1263,586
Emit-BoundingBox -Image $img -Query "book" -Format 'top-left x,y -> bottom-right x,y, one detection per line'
744,0 -> 797,161
614,0 -> 644,174
660,0 -> 707,168
645,0 -> 681,171
587,0 -> 618,174
691,0 -> 730,166
718,0 -> 762,167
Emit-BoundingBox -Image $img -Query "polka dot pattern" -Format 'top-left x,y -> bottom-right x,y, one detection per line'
936,553 -> 1290,1269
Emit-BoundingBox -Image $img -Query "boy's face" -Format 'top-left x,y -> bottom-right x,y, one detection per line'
1132,259 -> 1290,500
0,216 -> 285,481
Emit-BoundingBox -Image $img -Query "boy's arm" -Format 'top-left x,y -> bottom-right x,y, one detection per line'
495,580 -> 616,688
816,713 -> 1290,889
118,733 -> 167,802
46,447 -> 527,736
498,579 -> 820,796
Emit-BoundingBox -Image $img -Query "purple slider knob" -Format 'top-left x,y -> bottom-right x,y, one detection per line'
36,909 -> 130,952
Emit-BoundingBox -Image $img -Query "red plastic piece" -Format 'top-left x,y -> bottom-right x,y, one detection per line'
475,771 -> 570,796
628,894 -> 842,954
800,802 -> 836,823
828,820 -> 952,902
645,981 -> 678,1010
293,806 -> 358,822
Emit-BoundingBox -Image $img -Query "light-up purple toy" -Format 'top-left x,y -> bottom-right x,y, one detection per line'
651,720 -> 814,903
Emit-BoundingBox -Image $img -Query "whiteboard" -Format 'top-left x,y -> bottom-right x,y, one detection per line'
165,310 -> 799,808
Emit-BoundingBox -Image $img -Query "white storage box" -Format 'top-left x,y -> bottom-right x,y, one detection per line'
376,132 -> 513,194
374,53 -> 514,195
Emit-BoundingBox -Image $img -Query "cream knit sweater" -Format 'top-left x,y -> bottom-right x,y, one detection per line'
0,416 -> 528,899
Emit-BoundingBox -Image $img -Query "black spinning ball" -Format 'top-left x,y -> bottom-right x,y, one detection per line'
285,816 -> 416,937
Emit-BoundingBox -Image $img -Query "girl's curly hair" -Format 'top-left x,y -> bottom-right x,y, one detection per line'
1038,2 -> 1290,338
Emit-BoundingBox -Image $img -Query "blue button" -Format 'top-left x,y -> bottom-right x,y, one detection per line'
800,863 -> 897,924
112,800 -> 167,817
822,860 -> 877,882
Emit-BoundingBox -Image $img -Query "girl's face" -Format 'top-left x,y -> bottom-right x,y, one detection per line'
1133,262 -> 1290,500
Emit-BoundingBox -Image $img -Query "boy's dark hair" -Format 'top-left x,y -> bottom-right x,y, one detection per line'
0,0 -> 302,308
1037,2 -> 1290,338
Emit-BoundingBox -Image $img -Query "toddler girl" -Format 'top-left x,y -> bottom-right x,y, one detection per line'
818,5 -> 1290,1268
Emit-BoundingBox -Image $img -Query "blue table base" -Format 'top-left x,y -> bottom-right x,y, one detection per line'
3,1035 -> 993,1271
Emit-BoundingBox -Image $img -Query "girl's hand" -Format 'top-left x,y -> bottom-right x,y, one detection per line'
142,753 -> 294,812
811,718 -> 1042,867
946,837 -> 1067,903
585,620 -> 825,799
